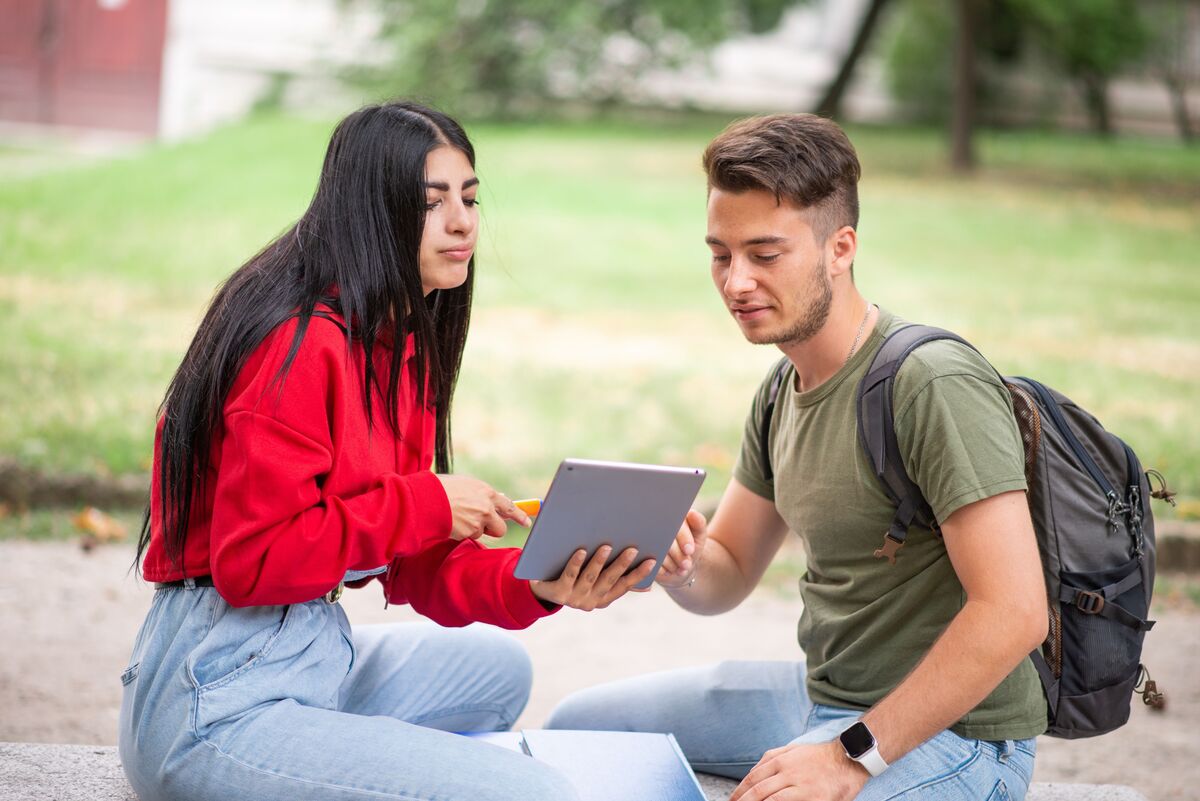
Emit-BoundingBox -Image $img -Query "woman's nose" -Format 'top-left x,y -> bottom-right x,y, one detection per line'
446,199 -> 475,235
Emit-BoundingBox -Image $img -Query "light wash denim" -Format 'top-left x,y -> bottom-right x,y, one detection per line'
546,660 -> 1036,801
119,583 -> 578,801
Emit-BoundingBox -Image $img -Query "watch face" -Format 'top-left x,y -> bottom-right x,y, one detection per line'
839,721 -> 876,759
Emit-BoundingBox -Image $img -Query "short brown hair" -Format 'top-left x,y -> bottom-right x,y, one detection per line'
702,114 -> 861,241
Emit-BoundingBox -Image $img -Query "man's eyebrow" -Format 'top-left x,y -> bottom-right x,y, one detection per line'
704,234 -> 788,247
424,177 -> 480,191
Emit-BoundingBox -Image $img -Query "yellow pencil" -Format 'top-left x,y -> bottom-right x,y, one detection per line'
514,498 -> 542,517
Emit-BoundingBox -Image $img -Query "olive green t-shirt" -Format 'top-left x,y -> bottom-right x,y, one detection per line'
733,307 -> 1047,741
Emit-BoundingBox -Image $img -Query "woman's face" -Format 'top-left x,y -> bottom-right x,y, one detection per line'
419,146 -> 479,296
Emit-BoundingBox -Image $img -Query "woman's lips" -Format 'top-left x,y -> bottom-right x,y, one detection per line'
440,247 -> 474,262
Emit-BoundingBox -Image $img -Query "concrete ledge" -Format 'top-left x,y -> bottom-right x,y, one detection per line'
0,742 -> 1150,801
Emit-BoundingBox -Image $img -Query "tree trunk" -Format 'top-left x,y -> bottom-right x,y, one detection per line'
813,0 -> 893,118
1081,73 -> 1113,136
950,0 -> 979,172
1165,74 -> 1195,143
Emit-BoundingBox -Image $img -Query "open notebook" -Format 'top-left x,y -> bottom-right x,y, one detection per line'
463,729 -> 708,801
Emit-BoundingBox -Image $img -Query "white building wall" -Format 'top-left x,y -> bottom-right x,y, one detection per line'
158,0 -> 381,140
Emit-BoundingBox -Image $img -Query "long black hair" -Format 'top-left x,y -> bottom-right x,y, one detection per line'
137,100 -> 475,571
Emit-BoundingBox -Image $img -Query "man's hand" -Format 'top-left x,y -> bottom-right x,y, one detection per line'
656,509 -> 707,589
530,546 -> 655,610
730,741 -> 868,801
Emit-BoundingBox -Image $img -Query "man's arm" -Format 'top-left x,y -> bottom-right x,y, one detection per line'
658,477 -> 790,615
731,489 -> 1047,801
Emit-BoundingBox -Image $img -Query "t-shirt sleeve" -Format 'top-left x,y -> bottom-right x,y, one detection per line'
892,341 -> 1028,524
732,362 -> 787,502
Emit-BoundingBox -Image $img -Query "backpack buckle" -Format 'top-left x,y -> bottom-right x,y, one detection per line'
1075,590 -> 1106,614
873,533 -> 904,566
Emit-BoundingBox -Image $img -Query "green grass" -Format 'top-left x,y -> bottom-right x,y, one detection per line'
1,112 -> 1197,537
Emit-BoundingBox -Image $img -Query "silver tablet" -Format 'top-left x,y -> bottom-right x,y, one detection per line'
514,458 -> 706,590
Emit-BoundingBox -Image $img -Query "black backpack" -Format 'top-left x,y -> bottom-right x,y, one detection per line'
760,324 -> 1175,739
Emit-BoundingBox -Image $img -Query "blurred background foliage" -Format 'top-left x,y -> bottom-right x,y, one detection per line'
2,0 -> 1198,540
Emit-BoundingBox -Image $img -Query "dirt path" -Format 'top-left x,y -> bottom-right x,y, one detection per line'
1,541 -> 1194,800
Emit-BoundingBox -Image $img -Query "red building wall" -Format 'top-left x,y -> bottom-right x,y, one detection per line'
0,0 -> 168,136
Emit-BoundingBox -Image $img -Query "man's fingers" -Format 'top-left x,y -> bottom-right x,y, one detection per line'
732,774 -> 788,801
730,758 -> 773,801
663,541 -> 686,573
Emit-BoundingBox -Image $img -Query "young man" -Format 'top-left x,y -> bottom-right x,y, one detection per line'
546,115 -> 1049,801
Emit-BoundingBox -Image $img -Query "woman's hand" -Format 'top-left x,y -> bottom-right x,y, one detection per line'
435,474 -> 531,541
655,509 -> 707,589
529,546 -> 656,610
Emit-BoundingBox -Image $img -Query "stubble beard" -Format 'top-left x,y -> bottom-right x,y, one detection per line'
748,256 -> 833,347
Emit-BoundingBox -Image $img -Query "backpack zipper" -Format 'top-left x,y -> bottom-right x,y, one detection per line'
1015,377 -> 1127,530
1122,442 -> 1146,556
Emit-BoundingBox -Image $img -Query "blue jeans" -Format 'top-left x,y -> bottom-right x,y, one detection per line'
546,660 -> 1035,801
118,585 -> 578,801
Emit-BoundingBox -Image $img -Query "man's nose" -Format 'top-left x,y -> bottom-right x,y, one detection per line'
724,256 -> 757,296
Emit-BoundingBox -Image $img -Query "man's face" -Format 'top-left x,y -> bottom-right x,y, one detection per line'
706,187 -> 832,346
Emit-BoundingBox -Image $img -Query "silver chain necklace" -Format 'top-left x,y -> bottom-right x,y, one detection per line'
845,302 -> 874,366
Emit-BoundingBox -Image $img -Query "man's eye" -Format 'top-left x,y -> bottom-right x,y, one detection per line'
711,254 -> 730,263
756,253 -> 781,263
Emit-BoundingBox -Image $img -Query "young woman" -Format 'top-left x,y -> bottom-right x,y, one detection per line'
118,100 -> 652,801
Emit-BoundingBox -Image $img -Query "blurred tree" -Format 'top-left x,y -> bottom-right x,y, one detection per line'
359,0 -> 793,118
885,0 -> 1023,170
1140,0 -> 1198,143
1010,0 -> 1148,135
814,0 -> 896,117
949,0 -> 981,170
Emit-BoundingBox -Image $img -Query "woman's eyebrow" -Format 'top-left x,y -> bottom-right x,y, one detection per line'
424,177 -> 480,191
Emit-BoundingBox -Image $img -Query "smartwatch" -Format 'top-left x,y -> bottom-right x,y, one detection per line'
838,720 -> 889,777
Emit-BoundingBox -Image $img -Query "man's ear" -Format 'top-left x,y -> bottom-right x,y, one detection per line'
827,225 -> 858,279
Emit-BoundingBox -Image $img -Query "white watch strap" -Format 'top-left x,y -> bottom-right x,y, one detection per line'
855,744 -> 889,777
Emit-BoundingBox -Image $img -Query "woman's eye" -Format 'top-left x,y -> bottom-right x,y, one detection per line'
464,197 -> 480,208
424,199 -> 441,211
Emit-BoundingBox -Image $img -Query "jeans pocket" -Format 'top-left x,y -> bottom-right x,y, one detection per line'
120,662 -> 140,687
189,604 -> 293,692
986,779 -> 1011,801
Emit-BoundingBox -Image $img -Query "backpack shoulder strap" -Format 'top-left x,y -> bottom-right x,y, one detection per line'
856,324 -> 980,564
760,356 -> 791,483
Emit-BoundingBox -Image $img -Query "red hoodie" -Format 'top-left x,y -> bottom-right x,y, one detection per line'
141,308 -> 556,630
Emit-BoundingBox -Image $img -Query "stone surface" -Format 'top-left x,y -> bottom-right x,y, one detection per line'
0,742 -> 1151,801
0,743 -> 136,801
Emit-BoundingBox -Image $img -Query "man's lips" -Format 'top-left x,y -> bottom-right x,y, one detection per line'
730,304 -> 771,321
